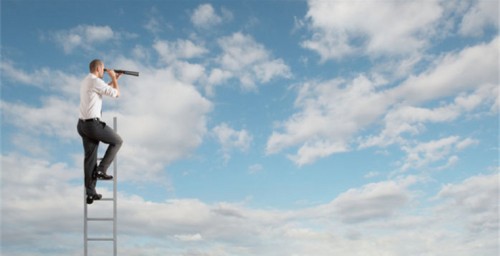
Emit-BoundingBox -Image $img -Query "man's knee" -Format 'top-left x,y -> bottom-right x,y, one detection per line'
115,135 -> 123,148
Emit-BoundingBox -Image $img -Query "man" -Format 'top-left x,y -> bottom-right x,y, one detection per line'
77,59 -> 123,204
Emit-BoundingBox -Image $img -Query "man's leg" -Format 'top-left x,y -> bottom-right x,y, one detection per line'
78,122 -> 100,196
95,121 -> 123,176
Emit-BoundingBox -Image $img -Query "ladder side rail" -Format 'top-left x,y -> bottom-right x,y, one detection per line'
113,116 -> 117,256
84,187 -> 88,256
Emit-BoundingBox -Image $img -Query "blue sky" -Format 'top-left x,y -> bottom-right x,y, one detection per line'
1,0 -> 499,255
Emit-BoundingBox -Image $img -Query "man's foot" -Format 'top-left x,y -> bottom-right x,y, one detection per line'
86,194 -> 102,204
96,172 -> 113,180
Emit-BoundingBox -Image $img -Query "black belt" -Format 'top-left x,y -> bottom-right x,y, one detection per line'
80,118 -> 100,122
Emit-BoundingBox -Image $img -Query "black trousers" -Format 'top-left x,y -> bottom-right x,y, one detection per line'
77,119 -> 123,196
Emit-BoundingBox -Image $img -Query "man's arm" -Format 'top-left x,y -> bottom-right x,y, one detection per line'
107,69 -> 121,97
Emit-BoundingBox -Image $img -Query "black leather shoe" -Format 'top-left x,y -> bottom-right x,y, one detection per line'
96,172 -> 113,180
86,194 -> 102,204
87,195 -> 93,204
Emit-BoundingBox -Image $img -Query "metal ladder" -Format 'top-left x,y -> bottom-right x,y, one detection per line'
84,117 -> 118,256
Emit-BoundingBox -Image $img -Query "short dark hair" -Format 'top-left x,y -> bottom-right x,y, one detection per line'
89,59 -> 103,72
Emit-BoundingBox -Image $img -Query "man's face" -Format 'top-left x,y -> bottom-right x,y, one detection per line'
97,63 -> 105,78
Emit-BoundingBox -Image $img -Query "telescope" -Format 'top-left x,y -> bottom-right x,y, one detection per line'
104,68 -> 139,77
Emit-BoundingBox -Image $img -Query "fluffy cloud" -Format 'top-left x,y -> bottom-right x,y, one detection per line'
47,24 -> 138,54
1,97 -> 79,140
0,60 -> 34,85
360,37 -> 498,149
268,36 -> 498,165
436,173 -> 499,234
153,39 -> 208,63
459,0 -> 499,36
393,36 -> 499,104
212,123 -> 253,162
143,8 -> 173,35
266,75 -> 388,165
2,153 -> 497,256
0,60 -> 83,157
0,61 -> 84,145
1,60 -> 81,96
191,3 -> 232,29
400,136 -> 478,171
302,0 -> 498,61
359,82 -> 497,149
111,62 -> 213,181
50,25 -> 115,53
205,68 -> 232,95
214,32 -> 291,91
302,0 -> 443,60
1,154 -> 82,254
322,177 -> 418,223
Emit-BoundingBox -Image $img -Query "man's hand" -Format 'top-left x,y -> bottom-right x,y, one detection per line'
106,69 -> 117,78
106,69 -> 120,97
106,69 -> 123,80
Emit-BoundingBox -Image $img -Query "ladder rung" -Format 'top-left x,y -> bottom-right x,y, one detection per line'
87,217 -> 114,221
88,238 -> 114,241
95,178 -> 115,181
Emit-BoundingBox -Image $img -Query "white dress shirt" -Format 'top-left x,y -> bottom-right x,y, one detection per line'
79,74 -> 118,119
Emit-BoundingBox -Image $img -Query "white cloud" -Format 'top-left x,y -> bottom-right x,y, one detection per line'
112,63 -> 213,181
298,0 -> 499,161
50,25 -> 115,53
144,16 -> 162,34
302,0 -> 443,60
456,137 -> 480,151
269,37 -> 498,165
459,0 -> 499,37
0,61 -> 91,161
215,32 -> 291,91
360,103 -> 464,149
207,68 -> 232,85
144,8 -> 173,35
266,75 -> 388,165
322,177 -> 417,223
1,154 -> 82,253
10,133 -> 48,157
1,97 -> 80,140
3,154 -> 496,256
218,33 -> 267,70
0,60 -> 33,84
153,39 -> 208,63
191,3 -> 232,29
172,61 -> 206,84
360,39 -> 498,148
212,123 -> 253,163
364,171 -> 380,179
436,173 -> 499,233
400,136 -> 478,171
205,68 -> 232,95
174,233 -> 203,242
248,164 -> 263,174
131,44 -> 151,61
0,60 -> 81,96
393,36 -> 499,104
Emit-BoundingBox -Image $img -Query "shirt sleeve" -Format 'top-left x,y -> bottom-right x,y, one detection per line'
93,78 -> 118,98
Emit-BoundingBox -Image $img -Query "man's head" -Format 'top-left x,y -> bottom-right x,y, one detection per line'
89,59 -> 104,78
